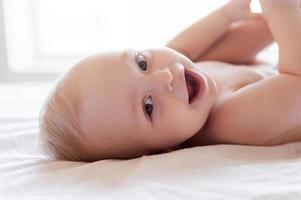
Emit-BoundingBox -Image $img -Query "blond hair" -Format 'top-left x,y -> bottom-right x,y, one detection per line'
39,67 -> 153,162
39,75 -> 89,161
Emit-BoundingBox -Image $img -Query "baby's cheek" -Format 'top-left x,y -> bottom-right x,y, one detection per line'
172,116 -> 197,136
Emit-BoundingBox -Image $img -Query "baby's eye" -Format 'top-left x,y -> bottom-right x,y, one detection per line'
143,96 -> 153,120
136,52 -> 148,71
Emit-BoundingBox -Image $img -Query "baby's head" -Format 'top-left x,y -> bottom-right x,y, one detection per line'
39,47 -> 218,162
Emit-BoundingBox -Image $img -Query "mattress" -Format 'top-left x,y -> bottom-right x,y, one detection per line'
1,79 -> 301,200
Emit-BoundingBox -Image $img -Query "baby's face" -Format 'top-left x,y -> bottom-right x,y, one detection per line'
71,47 -> 217,159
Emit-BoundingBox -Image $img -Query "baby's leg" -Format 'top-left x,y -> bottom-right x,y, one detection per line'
196,16 -> 274,65
260,0 -> 301,76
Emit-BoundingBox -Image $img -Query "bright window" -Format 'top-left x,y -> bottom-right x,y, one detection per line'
2,0 -> 265,75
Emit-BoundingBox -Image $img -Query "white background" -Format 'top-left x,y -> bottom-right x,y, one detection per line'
0,0 -> 268,80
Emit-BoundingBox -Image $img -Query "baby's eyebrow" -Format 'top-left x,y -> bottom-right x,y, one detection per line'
129,85 -> 139,124
124,49 -> 136,70
123,50 -> 142,125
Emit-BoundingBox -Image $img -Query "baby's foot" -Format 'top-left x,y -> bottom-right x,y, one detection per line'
260,0 -> 300,15
260,0 -> 300,7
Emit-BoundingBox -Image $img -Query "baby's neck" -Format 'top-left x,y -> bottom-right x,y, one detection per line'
200,63 -> 238,98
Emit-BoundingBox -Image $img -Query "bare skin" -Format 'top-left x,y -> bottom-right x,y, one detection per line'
67,0 -> 301,160
181,0 -> 301,148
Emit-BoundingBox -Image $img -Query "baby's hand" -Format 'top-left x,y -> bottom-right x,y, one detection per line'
223,0 -> 254,22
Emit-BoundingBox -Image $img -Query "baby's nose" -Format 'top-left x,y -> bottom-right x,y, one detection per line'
149,67 -> 173,92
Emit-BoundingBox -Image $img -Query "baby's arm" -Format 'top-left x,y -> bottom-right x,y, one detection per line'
167,0 -> 253,61
260,0 -> 301,76
196,17 -> 273,65
196,1 -> 301,146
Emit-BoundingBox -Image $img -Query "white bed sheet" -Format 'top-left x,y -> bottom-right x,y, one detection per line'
1,80 -> 301,200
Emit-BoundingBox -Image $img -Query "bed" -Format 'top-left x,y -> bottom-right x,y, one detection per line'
1,56 -> 301,199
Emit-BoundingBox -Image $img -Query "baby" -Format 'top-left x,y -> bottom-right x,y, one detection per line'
39,0 -> 301,162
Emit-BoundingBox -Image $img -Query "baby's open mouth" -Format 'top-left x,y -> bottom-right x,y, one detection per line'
184,69 -> 200,104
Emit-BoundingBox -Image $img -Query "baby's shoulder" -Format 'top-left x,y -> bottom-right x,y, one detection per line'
204,74 -> 301,146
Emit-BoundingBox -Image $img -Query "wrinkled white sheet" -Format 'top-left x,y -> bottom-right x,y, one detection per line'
1,80 -> 301,200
